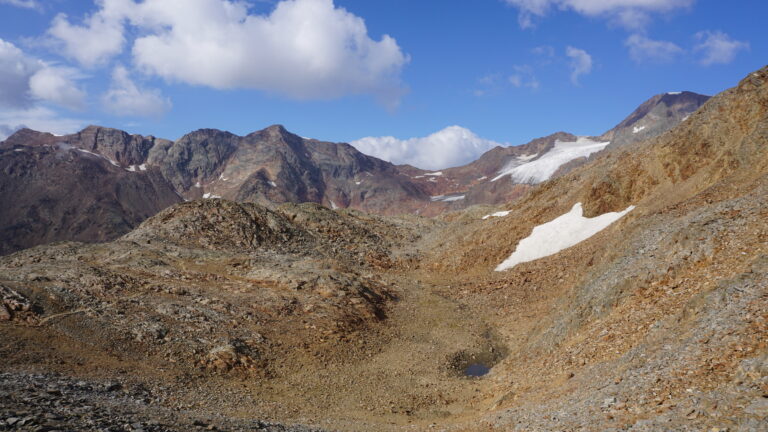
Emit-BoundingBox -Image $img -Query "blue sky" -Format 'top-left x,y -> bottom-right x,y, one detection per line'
0,0 -> 765,169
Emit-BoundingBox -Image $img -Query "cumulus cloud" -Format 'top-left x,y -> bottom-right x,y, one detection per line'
505,0 -> 694,29
352,126 -> 504,170
694,31 -> 749,66
625,34 -> 684,63
0,38 -> 86,110
0,39 -> 40,108
0,106 -> 87,139
565,46 -> 592,85
29,67 -> 87,110
45,0 -> 409,105
101,65 -> 171,117
46,2 -> 128,68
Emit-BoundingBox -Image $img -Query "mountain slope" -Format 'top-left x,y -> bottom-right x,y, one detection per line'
418,66 -> 767,431
401,91 -> 710,212
0,141 -> 181,255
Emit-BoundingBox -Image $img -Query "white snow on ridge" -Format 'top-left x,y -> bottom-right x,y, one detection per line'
127,164 -> 148,172
431,195 -> 465,202
75,148 -> 119,167
495,202 -> 635,271
268,181 -> 277,187
517,153 -> 538,162
492,138 -> 610,184
482,210 -> 511,220
667,91 -> 682,95
425,171 -> 443,176
632,125 -> 646,134
202,193 -> 222,199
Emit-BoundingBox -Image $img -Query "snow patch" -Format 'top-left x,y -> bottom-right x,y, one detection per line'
139,164 -> 147,171
218,173 -> 228,181
431,195 -> 465,202
425,171 -> 443,176
13,148 -> 24,152
477,176 -> 488,181
667,91 -> 682,95
482,211 -> 511,220
330,200 -> 339,210
682,115 -> 690,122
517,153 -> 538,162
74,148 -> 119,167
495,203 -> 634,271
127,165 -> 137,172
202,193 -> 222,199
632,125 -> 646,134
194,182 -> 202,188
492,138 -> 609,184
268,181 -> 277,187
355,181 -> 362,185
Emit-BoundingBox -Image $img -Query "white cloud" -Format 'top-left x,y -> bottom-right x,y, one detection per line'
352,126 -> 504,170
45,0 -> 409,105
0,39 -> 40,108
509,65 -> 540,90
46,1 -> 128,68
29,67 -> 87,110
565,46 -> 592,85
625,34 -> 684,63
101,65 -> 171,117
694,31 -> 749,66
0,106 -> 87,140
505,0 -> 694,30
0,38 -> 86,110
532,45 -> 555,58
0,0 -> 41,9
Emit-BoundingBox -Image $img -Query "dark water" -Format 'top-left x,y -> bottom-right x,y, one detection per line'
464,363 -> 490,377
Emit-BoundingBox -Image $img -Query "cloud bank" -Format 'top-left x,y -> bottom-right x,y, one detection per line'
46,0 -> 409,105
504,0 -> 695,29
352,126 -> 504,170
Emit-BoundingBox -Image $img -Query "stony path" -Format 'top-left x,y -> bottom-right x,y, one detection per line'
0,373 -> 324,432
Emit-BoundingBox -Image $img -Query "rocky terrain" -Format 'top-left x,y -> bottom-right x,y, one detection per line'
1,67 -> 765,432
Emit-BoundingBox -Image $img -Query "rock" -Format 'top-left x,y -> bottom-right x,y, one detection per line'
744,397 -> 768,415
0,304 -> 10,321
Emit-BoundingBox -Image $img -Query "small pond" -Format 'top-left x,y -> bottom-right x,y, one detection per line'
464,363 -> 491,377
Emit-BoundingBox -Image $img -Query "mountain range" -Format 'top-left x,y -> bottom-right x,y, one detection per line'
0,90 -> 709,255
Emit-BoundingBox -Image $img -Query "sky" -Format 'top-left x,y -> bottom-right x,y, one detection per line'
0,0 -> 765,170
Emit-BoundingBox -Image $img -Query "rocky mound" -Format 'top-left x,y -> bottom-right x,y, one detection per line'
125,200 -> 304,252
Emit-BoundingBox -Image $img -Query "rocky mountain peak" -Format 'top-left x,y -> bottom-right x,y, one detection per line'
601,90 -> 710,148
